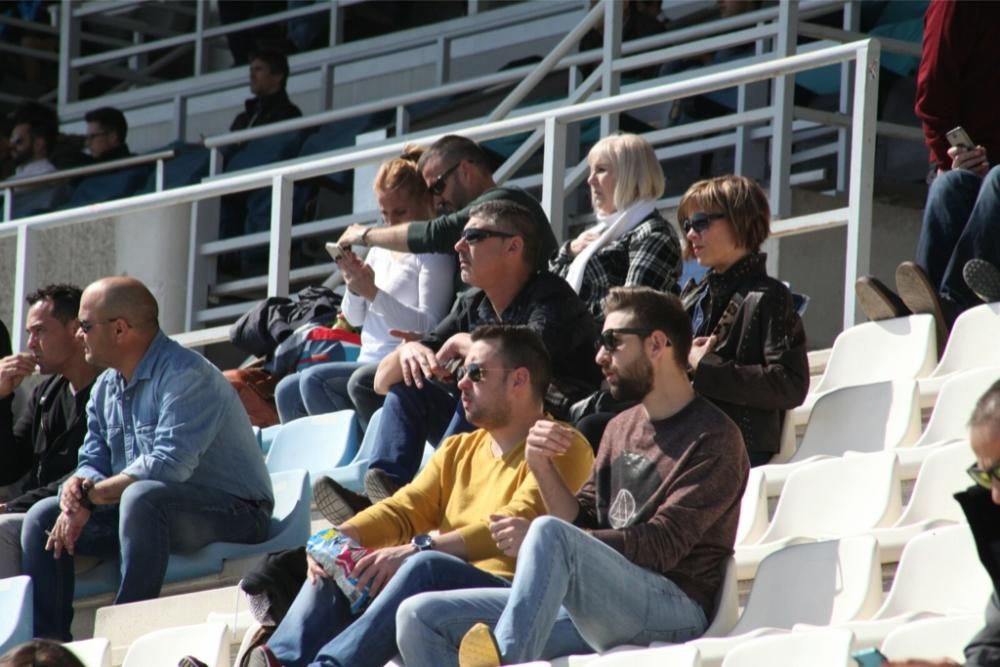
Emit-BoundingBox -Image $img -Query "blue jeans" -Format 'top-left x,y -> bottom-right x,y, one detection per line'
268,551 -> 508,667
275,361 -> 363,423
396,517 -> 707,665
917,166 -> 1000,312
21,481 -> 271,641
346,364 -> 383,432
369,380 -> 473,486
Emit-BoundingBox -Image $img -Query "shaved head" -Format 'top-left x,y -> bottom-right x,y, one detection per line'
84,276 -> 159,332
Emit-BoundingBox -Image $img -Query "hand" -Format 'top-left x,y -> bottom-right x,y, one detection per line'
59,476 -> 90,514
46,509 -> 90,558
489,514 -> 531,558
306,553 -> 330,584
351,544 -> 415,597
435,333 -> 472,369
948,145 -> 989,177
569,229 -> 602,257
342,261 -> 378,301
0,353 -> 37,399
397,341 -> 447,389
337,224 -> 370,248
688,335 -> 717,370
525,420 -> 575,470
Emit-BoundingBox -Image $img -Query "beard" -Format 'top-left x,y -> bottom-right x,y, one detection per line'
607,355 -> 654,402
464,395 -> 512,431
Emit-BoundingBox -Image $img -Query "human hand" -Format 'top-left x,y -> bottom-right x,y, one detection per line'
526,420 -> 575,469
397,342 -> 446,389
0,353 -> 37,398
59,476 -> 90,514
342,260 -> 378,301
435,333 -> 472,370
306,553 -> 330,584
338,224 -> 370,248
948,145 -> 989,177
569,229 -> 602,257
688,335 -> 717,370
489,514 -> 531,558
46,509 -> 90,558
351,544 -> 415,597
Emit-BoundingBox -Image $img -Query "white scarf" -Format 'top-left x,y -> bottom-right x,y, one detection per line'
564,199 -> 657,293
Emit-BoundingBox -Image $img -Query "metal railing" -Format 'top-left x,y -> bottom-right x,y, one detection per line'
4,39 -> 880,352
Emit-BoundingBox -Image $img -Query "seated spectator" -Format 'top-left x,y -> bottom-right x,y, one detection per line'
678,175 -> 809,466
0,285 -> 101,579
84,107 -> 130,162
230,48 -> 303,133
395,287 -> 750,666
328,200 -> 600,508
0,639 -> 85,667
274,146 -> 454,423
550,133 -> 681,323
22,276 -> 274,641
244,325 -> 594,667
7,102 -> 63,217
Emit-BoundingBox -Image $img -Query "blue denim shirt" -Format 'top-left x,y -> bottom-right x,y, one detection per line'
77,331 -> 273,505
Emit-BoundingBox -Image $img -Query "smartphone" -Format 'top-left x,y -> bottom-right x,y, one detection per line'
325,242 -> 344,261
946,126 -> 975,150
851,648 -> 887,667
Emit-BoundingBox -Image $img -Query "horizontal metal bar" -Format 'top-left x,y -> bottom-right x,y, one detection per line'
211,261 -> 337,296
799,21 -> 922,57
170,325 -> 231,348
72,32 -> 193,68
0,14 -> 57,34
0,41 -> 59,61
795,105 -> 923,142
201,210 -> 377,255
0,150 -> 175,190
771,206 -> 852,237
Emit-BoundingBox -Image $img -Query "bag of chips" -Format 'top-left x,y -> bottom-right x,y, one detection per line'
306,527 -> 373,613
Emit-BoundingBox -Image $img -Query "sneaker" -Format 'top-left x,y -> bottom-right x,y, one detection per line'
245,645 -> 282,667
854,275 -> 909,321
364,468 -> 401,503
458,622 -> 502,667
313,476 -> 371,526
177,658 -> 209,667
963,258 -> 1000,303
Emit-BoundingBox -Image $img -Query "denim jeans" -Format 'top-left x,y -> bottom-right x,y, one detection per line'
268,551 -> 508,667
21,480 -> 271,641
275,361 -> 363,423
396,516 -> 707,665
916,165 -> 1000,312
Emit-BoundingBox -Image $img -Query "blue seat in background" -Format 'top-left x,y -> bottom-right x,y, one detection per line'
322,408 -> 384,494
0,575 -> 32,654
64,164 -> 152,208
74,470 -> 312,599
265,410 -> 361,478
254,423 -> 282,455
140,142 -> 211,193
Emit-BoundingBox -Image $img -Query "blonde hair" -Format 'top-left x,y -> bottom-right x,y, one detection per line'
373,144 -> 429,200
588,133 -> 665,211
677,175 -> 771,260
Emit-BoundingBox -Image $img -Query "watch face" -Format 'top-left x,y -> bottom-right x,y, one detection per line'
413,534 -> 433,550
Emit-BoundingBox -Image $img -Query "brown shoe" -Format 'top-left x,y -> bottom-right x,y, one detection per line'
312,476 -> 371,526
895,261 -> 950,348
855,276 -> 910,321
363,468 -> 401,503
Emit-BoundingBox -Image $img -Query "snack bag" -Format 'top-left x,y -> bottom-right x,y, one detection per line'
306,527 -> 373,613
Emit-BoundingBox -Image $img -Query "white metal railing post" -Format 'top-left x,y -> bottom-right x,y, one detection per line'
156,159 -> 165,192
173,95 -> 187,143
268,175 -> 293,298
600,0 -> 623,137
57,0 -> 79,108
2,189 -> 11,222
769,0 -> 797,220
395,106 -> 410,136
436,37 -> 451,86
12,225 -> 37,351
542,117 -> 568,243
844,38 -> 879,330
837,1 -> 860,193
320,63 -> 335,111
329,1 -> 342,48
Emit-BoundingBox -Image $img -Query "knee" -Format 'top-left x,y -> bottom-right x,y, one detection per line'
275,373 -> 301,400
118,480 -> 166,519
396,591 -> 446,642
395,550 -> 454,584
525,515 -> 575,552
984,165 -> 1000,192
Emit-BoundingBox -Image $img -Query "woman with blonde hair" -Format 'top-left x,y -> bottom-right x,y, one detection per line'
679,174 -> 809,465
274,146 -> 455,423
550,133 -> 682,321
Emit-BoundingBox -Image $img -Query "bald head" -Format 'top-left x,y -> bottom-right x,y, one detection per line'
84,276 -> 159,333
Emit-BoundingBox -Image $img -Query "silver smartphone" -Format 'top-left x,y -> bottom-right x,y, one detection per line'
946,126 -> 975,150
325,242 -> 344,261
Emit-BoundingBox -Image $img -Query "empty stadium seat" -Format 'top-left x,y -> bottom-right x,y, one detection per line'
121,622 -> 229,667
320,407 -> 385,494
585,644 -> 700,666
880,613 -> 984,663
66,638 -> 112,667
736,453 -> 901,579
719,628 -> 855,667
64,164 -> 152,208
918,303 -> 1000,406
735,469 -> 767,547
264,410 -> 361,478
0,575 -> 32,654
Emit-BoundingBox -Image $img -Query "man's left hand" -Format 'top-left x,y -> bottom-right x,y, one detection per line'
46,509 -> 91,558
351,544 -> 416,597
489,514 -> 531,558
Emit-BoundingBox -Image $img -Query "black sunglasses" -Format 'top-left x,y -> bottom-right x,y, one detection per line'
595,327 -> 653,352
967,462 -> 1000,489
460,227 -> 516,244
456,362 -> 513,383
681,212 -> 726,235
78,317 -> 121,333
428,161 -> 462,196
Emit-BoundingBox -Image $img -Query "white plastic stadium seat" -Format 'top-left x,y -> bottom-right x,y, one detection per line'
121,623 -> 229,667
66,638 -> 112,667
880,613 -> 984,663
918,303 -> 1000,405
720,628 -> 855,667
586,644 -> 700,666
735,469 -> 768,547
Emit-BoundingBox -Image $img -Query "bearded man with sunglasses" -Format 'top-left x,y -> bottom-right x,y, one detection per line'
395,287 -> 749,667
244,325 -> 593,667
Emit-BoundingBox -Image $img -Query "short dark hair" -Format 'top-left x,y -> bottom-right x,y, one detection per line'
971,380 -> 1000,431
470,324 -> 551,401
12,102 -> 58,154
418,134 -> 489,172
250,47 -> 290,88
0,639 -> 85,667
84,107 -> 127,144
603,287 -> 692,368
678,175 -> 770,259
26,284 -> 83,324
468,199 -> 540,269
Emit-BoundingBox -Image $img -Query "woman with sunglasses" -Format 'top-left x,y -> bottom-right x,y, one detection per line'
550,133 -> 682,323
678,175 -> 809,466
274,147 -> 455,424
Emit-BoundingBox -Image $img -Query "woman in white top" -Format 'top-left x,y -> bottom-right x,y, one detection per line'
275,147 -> 455,422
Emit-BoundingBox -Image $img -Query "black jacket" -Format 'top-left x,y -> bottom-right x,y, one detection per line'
0,374 -> 94,514
680,253 -> 810,456
230,89 -> 303,132
957,486 -> 1000,666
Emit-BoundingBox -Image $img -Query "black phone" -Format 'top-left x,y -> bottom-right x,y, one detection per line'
946,126 -> 975,150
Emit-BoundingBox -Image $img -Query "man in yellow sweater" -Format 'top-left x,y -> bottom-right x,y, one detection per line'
246,324 -> 594,667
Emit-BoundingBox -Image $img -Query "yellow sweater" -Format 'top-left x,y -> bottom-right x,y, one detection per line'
343,425 -> 593,579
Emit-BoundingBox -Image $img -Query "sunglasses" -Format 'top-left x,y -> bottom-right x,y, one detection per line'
595,327 -> 653,352
967,462 -> 1000,489
78,317 -> 120,333
456,363 -> 513,383
428,161 -> 462,196
460,227 -> 516,244
681,212 -> 726,235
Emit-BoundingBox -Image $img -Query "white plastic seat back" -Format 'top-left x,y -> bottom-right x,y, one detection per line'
66,638 -> 112,667
721,628 -> 854,667
587,644 -> 700,666
703,558 -> 739,638
759,452 -> 902,543
733,537 -> 881,634
876,525 -> 991,619
813,314 -> 937,395
880,613 -> 984,663
894,441 -> 974,526
735,469 -> 767,546
915,367 -> 1000,447
121,623 -> 229,667
792,381 -> 920,460
929,303 -> 1000,377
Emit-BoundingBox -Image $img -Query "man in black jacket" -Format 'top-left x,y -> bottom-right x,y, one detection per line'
0,284 -> 101,578
230,48 -> 302,132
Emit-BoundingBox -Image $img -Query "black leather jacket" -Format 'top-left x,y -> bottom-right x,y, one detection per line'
957,486 -> 1000,667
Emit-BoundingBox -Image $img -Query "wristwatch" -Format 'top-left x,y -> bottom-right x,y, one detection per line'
79,479 -> 96,512
411,533 -> 434,552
